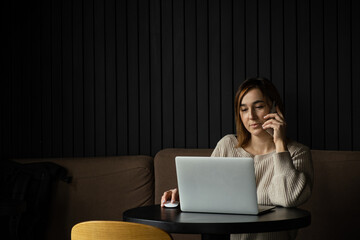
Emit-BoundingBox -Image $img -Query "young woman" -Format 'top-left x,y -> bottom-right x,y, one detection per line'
161,77 -> 314,240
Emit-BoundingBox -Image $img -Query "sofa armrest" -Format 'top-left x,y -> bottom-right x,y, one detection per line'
15,155 -> 154,240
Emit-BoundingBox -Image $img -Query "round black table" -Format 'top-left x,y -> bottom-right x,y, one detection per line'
123,205 -> 311,240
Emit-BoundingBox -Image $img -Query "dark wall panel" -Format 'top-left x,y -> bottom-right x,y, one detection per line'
139,0 -> 151,155
352,0 -> 360,150
62,0 -> 74,157
2,0 -> 360,159
83,0 -> 96,157
196,0 -> 209,148
338,0 -> 352,150
173,0 -> 186,148
73,0 -> 84,157
185,0 -> 198,148
297,0 -> 311,149
41,0 -> 53,158
116,0 -> 129,156
233,0 -> 245,94
149,0 -> 162,155
161,0 -> 174,150
94,0 -> 106,156
271,0 -> 285,101
127,0 -> 140,155
220,0 -> 234,138
283,0 -> 298,141
208,0 -> 221,147
310,0 -> 325,150
105,0 -> 118,156
51,0 -> 63,157
324,0 -> 338,150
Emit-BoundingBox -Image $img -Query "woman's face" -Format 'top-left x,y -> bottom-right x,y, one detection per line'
239,88 -> 272,136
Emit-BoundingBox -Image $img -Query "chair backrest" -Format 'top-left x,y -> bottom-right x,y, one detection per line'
71,221 -> 173,240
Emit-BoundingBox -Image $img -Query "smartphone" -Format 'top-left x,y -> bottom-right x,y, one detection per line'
265,102 -> 276,136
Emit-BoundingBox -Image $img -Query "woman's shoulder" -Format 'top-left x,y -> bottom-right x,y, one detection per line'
212,134 -> 244,157
216,134 -> 238,147
287,140 -> 311,156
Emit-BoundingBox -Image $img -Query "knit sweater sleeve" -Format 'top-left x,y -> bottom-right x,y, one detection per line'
267,144 -> 314,207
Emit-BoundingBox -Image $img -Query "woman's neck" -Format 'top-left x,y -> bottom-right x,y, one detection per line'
244,135 -> 275,156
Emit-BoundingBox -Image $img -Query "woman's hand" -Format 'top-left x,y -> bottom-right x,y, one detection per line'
262,106 -> 288,152
160,188 -> 179,207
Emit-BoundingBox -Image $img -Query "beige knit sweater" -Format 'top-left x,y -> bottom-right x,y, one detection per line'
211,134 -> 314,240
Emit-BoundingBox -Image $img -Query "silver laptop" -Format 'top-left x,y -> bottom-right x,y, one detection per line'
175,156 -> 275,215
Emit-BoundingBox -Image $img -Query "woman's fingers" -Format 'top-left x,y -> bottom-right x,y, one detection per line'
262,117 -> 287,144
161,188 -> 179,207
161,191 -> 171,207
264,113 -> 284,123
262,118 -> 286,129
171,188 -> 178,202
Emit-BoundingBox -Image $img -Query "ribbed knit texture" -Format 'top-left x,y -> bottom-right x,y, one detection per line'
211,135 -> 314,240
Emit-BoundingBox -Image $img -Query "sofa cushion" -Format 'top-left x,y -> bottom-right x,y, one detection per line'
297,150 -> 360,239
15,155 -> 154,240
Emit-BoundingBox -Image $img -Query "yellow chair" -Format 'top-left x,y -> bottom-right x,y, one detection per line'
71,221 -> 173,240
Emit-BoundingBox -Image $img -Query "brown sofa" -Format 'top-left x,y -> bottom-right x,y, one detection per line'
16,149 -> 360,240
15,155 -> 154,240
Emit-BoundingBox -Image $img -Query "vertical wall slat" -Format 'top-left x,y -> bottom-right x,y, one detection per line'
338,0 -> 352,150
73,0 -> 84,157
83,0 -> 95,156
283,0 -> 298,140
18,0 -> 31,157
196,0 -> 209,148
41,0 -> 53,158
258,0 -> 271,78
324,0 -> 339,150
139,0 -> 151,155
233,0 -> 245,94
116,0 -> 128,155
150,0 -> 162,155
310,0 -> 325,150
297,0 -> 311,148
21,1 -> 33,157
352,0 -> 360,150
32,2 -> 43,157
245,0 -> 258,77
1,0 -> 10,158
161,0 -> 174,149
185,0 -> 198,148
62,0 -> 74,157
105,0 -> 117,156
220,0 -> 234,137
94,0 -> 106,156
127,0 -> 140,155
173,0 -> 186,148
10,3 -> 18,157
209,0 -> 221,147
270,0 -> 284,100
51,0 -> 63,157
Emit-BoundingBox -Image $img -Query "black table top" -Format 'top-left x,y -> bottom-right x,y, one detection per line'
123,205 -> 311,235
